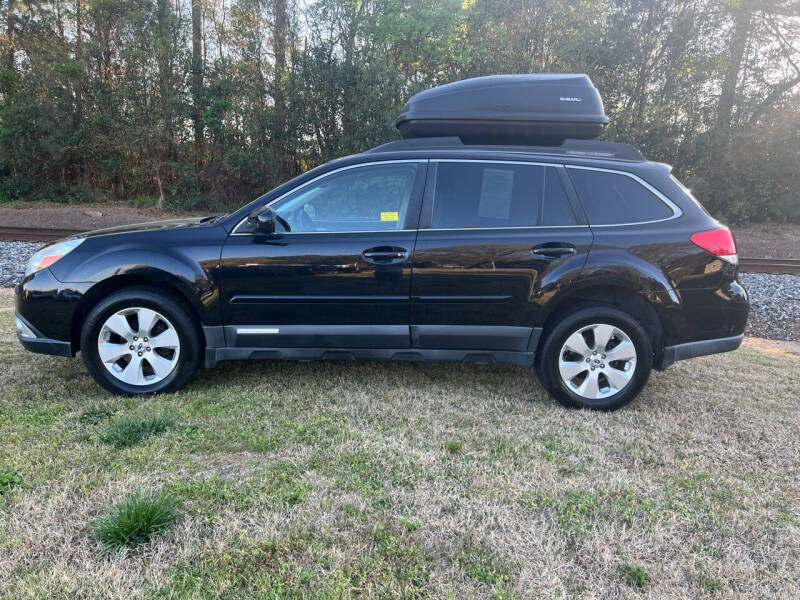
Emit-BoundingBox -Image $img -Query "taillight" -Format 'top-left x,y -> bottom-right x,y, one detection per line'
690,227 -> 738,264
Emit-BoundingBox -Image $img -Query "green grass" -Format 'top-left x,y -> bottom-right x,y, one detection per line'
92,489 -> 182,552
0,469 -> 22,503
618,561 -> 648,588
79,405 -> 116,425
445,439 -> 464,454
459,543 -> 510,586
0,293 -> 799,598
101,415 -> 175,448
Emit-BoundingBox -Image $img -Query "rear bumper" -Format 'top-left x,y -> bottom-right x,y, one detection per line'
15,313 -> 74,357
655,333 -> 743,370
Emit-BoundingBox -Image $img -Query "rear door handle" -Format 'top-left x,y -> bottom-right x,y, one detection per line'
532,244 -> 576,259
362,246 -> 408,263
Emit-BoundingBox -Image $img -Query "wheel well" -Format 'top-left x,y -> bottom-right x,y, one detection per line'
540,286 -> 664,357
70,274 -> 204,352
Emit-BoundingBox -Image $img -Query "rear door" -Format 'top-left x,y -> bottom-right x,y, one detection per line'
409,159 -> 593,352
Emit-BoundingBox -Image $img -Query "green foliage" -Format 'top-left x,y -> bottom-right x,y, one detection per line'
618,561 -> 648,588
79,405 -> 116,425
93,489 -> 182,552
446,439 -> 464,454
697,561 -> 724,593
101,415 -> 175,448
0,469 -> 23,495
459,544 -> 510,586
0,0 -> 798,223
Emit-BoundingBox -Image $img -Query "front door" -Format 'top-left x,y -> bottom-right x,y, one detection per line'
410,160 -> 593,352
219,160 -> 427,349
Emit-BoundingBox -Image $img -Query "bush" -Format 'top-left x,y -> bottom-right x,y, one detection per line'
93,490 -> 182,552
102,415 -> 175,448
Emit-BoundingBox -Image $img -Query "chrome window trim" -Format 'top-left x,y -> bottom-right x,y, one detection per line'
565,165 -> 682,226
422,225 -> 590,232
231,159 -> 427,235
232,158 -> 681,234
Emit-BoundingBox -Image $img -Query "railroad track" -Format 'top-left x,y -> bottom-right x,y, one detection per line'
0,226 -> 86,242
738,257 -> 800,275
2,226 -> 800,274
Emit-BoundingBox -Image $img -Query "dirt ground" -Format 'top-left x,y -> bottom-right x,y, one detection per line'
1,202 -> 798,258
732,222 -> 800,259
0,201 -> 205,231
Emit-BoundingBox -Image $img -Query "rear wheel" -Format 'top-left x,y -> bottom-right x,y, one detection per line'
80,288 -> 201,395
537,306 -> 653,410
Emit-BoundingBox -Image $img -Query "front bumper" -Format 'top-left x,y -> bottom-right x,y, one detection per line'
15,313 -> 74,357
15,268 -> 89,356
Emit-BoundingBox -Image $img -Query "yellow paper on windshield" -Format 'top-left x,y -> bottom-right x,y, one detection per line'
381,211 -> 399,222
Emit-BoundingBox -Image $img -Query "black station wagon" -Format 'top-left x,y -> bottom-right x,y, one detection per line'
15,75 -> 748,410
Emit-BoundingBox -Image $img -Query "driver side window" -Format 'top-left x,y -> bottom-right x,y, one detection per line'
272,163 -> 420,233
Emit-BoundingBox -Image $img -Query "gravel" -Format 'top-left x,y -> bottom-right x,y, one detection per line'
740,272 -> 800,342
0,241 -> 42,287
1,241 -> 799,341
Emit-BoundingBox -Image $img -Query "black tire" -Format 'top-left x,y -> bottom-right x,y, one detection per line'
536,305 -> 653,411
80,287 -> 202,395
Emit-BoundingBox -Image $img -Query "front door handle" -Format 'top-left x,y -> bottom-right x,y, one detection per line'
532,243 -> 576,259
362,246 -> 408,263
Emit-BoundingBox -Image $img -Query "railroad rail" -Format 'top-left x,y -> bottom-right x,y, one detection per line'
738,257 -> 800,275
0,226 -> 86,242
2,226 -> 800,274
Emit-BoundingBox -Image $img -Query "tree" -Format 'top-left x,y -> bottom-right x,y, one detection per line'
1,0 -> 799,223
191,0 -> 205,166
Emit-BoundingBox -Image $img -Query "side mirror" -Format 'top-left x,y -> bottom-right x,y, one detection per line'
248,207 -> 276,234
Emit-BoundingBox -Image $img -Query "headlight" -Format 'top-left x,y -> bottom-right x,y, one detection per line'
25,238 -> 84,277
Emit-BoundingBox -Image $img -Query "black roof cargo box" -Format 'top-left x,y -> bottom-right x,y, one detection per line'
395,74 -> 609,145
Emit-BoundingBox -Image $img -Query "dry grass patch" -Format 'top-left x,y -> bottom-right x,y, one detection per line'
0,295 -> 798,599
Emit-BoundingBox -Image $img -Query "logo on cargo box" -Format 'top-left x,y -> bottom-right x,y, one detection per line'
559,97 -> 582,102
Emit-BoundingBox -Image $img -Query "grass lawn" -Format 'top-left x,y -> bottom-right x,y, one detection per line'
1,290 -> 798,599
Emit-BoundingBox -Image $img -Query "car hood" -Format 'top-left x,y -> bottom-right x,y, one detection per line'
72,217 -> 214,239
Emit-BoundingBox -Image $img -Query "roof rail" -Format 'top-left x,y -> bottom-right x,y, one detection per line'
365,137 -> 646,162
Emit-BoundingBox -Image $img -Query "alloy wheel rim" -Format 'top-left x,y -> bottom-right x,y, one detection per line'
97,307 -> 180,386
557,323 -> 637,400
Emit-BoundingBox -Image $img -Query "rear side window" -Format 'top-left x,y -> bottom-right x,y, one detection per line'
431,162 -> 577,228
568,168 -> 674,225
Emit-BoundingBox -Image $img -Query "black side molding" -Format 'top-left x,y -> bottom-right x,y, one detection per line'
205,346 -> 536,369
656,334 -> 744,371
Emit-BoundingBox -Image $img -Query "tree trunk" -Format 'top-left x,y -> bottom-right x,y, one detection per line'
272,0 -> 290,181
191,0 -> 204,167
154,166 -> 165,210
75,0 -> 83,115
156,0 -> 174,161
5,0 -> 13,73
715,5 -> 752,144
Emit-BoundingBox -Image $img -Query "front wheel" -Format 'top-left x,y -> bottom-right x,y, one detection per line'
80,287 -> 202,395
537,306 -> 653,410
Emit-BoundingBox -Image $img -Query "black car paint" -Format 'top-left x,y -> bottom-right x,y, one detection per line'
15,146 -> 748,370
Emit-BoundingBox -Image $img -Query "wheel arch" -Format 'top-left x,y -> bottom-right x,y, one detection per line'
538,284 -> 665,362
70,273 -> 205,353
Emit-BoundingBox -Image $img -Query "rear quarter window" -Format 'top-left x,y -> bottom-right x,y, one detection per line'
568,168 -> 674,225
